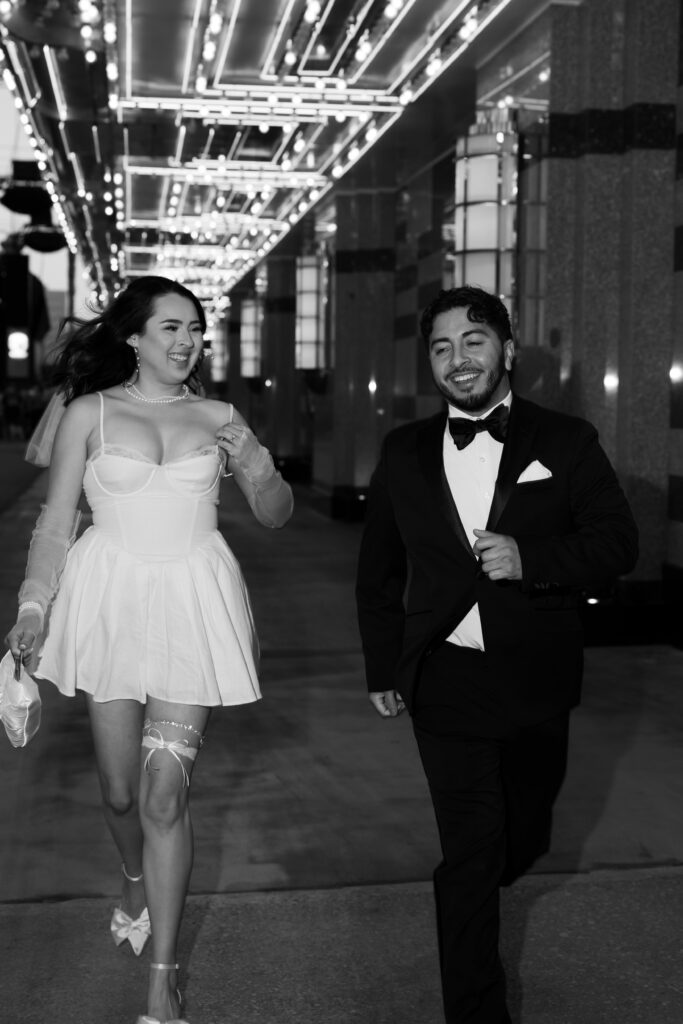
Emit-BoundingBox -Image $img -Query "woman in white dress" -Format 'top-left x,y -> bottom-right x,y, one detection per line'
5,276 -> 293,1024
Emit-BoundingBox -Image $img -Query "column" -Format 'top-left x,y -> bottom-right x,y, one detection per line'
330,187 -> 396,518
667,0 -> 683,610
545,0 -> 677,601
262,254 -> 306,476
225,292 -> 262,432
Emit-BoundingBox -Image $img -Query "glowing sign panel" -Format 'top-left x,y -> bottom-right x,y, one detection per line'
8,330 -> 29,359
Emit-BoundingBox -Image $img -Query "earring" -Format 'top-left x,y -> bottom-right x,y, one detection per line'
134,348 -> 140,375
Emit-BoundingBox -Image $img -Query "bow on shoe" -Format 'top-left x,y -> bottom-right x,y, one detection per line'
136,1017 -> 190,1023
111,905 -> 151,956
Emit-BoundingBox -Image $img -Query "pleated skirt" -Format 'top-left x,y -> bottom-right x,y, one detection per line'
35,526 -> 261,706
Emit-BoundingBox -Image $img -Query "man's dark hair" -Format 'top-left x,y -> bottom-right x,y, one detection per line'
419,286 -> 512,347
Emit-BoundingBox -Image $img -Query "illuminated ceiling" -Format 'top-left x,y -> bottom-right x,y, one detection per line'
0,0 -> 553,325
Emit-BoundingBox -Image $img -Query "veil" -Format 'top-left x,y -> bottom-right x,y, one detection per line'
24,391 -> 66,467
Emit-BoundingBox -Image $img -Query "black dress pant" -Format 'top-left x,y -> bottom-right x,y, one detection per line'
412,643 -> 570,1024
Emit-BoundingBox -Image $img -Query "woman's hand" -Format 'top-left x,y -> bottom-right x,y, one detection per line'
216,422 -> 261,468
5,610 -> 42,661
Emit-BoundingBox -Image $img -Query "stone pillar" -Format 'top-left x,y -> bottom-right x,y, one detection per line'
667,0 -> 683,608
330,187 -> 396,518
261,255 -> 306,476
545,0 -> 677,595
225,296 -> 258,427
309,65 -> 474,517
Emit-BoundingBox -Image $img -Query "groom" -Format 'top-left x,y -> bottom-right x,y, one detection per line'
356,286 -> 638,1023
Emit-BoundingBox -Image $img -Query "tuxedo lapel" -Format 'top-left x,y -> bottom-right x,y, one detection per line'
417,413 -> 476,560
486,396 -> 539,531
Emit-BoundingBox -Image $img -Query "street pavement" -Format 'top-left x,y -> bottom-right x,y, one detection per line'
0,442 -> 681,1023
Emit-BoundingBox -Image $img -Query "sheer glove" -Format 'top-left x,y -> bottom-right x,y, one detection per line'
231,446 -> 294,528
17,503 -> 82,628
217,423 -> 293,529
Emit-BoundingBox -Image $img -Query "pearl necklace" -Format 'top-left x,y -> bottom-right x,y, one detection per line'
123,380 -> 190,404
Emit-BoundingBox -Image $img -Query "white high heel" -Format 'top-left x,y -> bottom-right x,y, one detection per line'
111,863 -> 151,956
135,962 -> 189,1024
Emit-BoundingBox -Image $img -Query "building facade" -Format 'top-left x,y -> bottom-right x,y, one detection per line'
220,0 -> 680,635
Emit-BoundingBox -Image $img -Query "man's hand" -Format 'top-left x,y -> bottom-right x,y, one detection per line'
369,690 -> 406,718
472,529 -> 522,581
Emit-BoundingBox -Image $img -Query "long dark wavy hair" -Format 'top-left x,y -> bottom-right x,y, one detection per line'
46,276 -> 207,404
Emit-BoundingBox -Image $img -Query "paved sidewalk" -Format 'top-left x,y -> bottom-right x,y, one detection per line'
0,450 -> 682,1022
1,868 -> 682,1024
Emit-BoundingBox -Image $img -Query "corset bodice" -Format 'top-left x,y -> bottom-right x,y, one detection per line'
84,444 -> 223,557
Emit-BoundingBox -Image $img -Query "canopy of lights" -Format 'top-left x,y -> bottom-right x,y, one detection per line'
0,0 -> 551,326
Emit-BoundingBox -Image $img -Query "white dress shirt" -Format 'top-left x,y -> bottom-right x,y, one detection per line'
443,390 -> 513,651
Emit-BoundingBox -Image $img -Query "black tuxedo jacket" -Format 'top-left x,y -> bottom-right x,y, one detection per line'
356,395 -> 639,726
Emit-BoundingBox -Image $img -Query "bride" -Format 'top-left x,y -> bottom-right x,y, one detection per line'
5,276 -> 293,1024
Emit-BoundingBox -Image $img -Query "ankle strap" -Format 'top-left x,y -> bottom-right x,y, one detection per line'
150,962 -> 179,971
121,863 -> 143,883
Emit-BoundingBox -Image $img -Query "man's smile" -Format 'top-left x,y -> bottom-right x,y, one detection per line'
449,371 -> 480,384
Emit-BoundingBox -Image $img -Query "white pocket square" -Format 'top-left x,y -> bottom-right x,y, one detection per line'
516,460 -> 552,484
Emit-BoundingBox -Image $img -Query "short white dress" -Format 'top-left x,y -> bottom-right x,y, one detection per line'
35,393 -> 260,706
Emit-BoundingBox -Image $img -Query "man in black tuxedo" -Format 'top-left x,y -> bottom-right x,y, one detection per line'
356,286 -> 638,1023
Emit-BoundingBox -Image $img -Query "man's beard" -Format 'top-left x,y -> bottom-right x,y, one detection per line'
434,353 -> 507,413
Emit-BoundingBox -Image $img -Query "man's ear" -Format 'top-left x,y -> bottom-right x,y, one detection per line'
504,339 -> 515,372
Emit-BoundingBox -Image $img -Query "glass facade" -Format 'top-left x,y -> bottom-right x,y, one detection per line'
240,298 -> 263,379
515,122 -> 548,347
295,254 -> 329,371
452,116 -> 518,309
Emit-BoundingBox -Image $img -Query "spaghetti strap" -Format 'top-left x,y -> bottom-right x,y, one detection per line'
97,391 -> 105,448
228,403 -> 234,424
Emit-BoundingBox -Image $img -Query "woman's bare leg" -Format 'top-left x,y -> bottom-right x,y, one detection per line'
140,697 -> 210,1021
87,695 -> 146,917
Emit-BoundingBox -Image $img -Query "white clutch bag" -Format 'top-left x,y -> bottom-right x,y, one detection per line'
0,650 -> 41,748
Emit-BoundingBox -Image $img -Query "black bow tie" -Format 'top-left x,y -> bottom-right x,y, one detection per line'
448,404 -> 510,450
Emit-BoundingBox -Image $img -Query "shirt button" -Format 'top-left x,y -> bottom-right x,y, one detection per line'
479,456 -> 486,463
